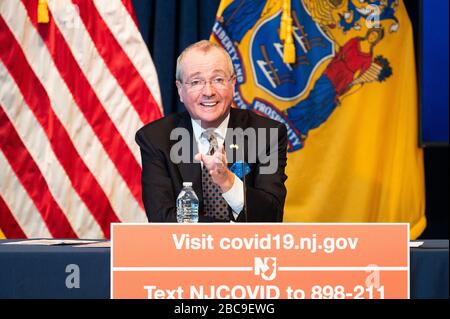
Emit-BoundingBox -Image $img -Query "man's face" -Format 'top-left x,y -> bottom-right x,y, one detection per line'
176,48 -> 236,129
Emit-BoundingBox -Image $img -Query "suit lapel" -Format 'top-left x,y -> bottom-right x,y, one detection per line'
225,108 -> 249,168
225,109 -> 250,217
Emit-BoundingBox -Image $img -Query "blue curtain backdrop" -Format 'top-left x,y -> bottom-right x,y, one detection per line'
132,0 -> 220,115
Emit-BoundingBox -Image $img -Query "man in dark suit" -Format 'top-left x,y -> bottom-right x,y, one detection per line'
136,40 -> 287,222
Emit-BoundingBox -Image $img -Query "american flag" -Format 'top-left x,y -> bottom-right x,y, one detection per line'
0,0 -> 162,239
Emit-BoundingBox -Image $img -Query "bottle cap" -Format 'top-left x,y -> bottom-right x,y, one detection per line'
183,182 -> 193,187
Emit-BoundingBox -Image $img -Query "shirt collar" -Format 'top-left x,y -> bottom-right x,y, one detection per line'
191,112 -> 230,142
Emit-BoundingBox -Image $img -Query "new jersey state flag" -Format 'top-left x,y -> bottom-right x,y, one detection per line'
211,0 -> 425,239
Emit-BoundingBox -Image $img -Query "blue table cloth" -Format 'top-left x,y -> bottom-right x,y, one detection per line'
0,239 -> 447,299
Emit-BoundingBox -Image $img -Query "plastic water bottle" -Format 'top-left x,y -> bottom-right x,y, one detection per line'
176,182 -> 199,223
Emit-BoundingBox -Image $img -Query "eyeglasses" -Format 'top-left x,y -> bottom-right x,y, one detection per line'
182,75 -> 235,91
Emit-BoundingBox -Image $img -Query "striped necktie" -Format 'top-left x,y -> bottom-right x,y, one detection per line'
201,130 -> 229,221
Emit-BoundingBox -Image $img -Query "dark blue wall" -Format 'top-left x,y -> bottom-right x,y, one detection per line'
420,0 -> 449,145
132,0 -> 220,116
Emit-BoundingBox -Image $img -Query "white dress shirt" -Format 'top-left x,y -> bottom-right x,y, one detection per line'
191,114 -> 244,219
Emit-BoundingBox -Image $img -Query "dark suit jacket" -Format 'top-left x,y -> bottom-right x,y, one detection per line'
135,108 -> 288,222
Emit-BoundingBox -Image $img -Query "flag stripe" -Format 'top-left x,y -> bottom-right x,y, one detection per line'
0,151 -> 52,238
46,0 -> 143,165
73,0 -> 162,123
0,194 -> 27,238
1,1 -> 146,226
0,61 -> 105,238
94,0 -> 163,112
0,107 -> 77,238
21,0 -> 144,208
120,0 -> 140,28
0,16 -> 118,237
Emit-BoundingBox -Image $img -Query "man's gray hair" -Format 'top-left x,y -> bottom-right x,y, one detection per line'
175,40 -> 234,81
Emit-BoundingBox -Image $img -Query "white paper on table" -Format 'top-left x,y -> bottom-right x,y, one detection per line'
72,241 -> 110,248
1,239 -> 100,246
409,241 -> 424,248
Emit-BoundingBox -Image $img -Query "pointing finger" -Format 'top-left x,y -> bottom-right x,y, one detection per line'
194,152 -> 202,162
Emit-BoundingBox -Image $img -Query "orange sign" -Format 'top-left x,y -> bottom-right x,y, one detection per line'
111,223 -> 409,299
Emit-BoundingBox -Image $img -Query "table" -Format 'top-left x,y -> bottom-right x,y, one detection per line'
0,239 -> 447,299
410,240 -> 449,299
0,240 -> 110,299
